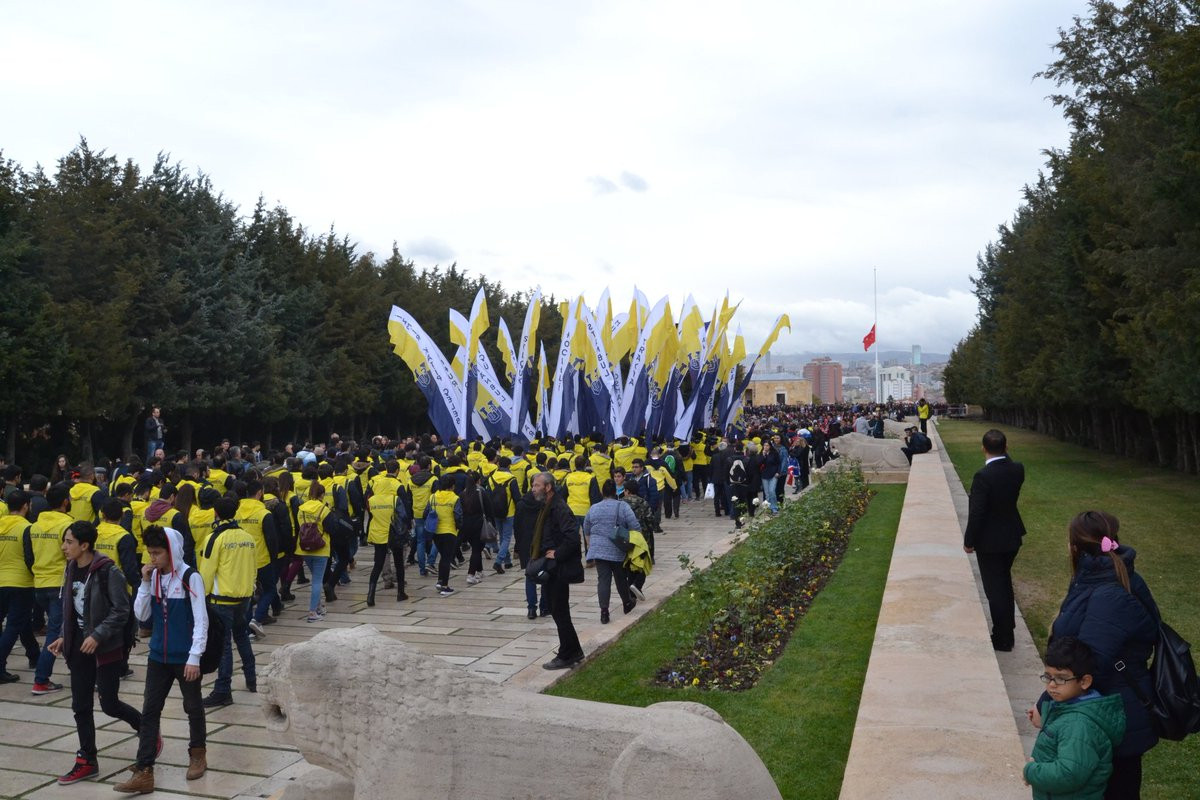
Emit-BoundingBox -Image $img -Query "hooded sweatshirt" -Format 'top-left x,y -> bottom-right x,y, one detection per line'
132,527 -> 208,667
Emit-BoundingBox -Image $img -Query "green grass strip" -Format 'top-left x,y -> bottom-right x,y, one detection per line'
939,419 -> 1199,800
547,481 -> 905,800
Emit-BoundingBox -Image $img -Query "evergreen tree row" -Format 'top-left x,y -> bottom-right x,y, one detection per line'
944,0 -> 1200,473
0,140 -> 558,468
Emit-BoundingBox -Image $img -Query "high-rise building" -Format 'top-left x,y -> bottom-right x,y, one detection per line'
911,345 -> 922,366
803,357 -> 843,404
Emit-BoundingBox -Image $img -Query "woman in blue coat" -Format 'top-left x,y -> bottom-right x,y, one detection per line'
1049,511 -> 1159,800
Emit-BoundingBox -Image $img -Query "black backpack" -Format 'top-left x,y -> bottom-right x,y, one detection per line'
181,567 -> 225,675
323,507 -> 355,546
489,477 -> 514,520
1118,602 -> 1200,741
728,457 -> 748,485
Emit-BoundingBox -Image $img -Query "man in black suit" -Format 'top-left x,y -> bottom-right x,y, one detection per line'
962,429 -> 1026,652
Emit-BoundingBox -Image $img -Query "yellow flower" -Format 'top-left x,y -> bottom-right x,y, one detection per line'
692,677 -> 700,686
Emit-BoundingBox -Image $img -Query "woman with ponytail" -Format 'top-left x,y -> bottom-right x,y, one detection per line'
1048,511 -> 1161,799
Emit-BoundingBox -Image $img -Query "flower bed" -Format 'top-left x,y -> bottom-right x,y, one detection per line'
657,467 -> 870,690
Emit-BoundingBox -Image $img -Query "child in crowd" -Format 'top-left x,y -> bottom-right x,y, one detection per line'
1023,636 -> 1126,800
114,524 -> 208,793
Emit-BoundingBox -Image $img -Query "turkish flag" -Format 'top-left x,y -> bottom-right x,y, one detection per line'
862,324 -> 876,351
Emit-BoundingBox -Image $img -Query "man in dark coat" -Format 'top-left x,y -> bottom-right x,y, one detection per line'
530,472 -> 584,670
963,429 -> 1026,652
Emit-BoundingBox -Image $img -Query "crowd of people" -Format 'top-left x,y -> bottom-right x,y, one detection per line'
2,399 -> 1169,798
1,405 -> 880,789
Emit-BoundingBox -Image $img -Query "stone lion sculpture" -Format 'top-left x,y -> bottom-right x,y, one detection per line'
262,626 -> 782,800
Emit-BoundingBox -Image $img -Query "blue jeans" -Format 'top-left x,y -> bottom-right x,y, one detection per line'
0,587 -> 34,674
525,577 -> 550,614
303,556 -> 328,612
145,439 -> 163,463
34,587 -> 63,683
683,470 -> 694,499
494,517 -> 514,566
253,563 -> 278,623
761,477 -> 779,512
414,520 -> 437,571
212,599 -> 255,695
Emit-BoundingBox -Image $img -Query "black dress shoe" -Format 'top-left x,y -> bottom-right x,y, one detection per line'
540,608 -> 552,617
542,654 -> 583,670
527,608 -> 537,620
0,672 -> 19,684
600,609 -> 610,624
202,692 -> 233,708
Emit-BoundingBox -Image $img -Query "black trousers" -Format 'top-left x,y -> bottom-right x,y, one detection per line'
435,533 -> 457,586
663,487 -> 681,518
323,536 -> 353,588
549,579 -> 582,660
369,540 -> 405,593
593,560 -> 631,611
69,646 -> 141,760
462,526 -> 484,574
1104,753 -> 1143,800
692,464 -> 709,499
136,659 -> 205,767
976,550 -> 1018,649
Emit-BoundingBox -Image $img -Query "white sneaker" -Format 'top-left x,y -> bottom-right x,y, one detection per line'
629,585 -> 646,601
466,574 -> 481,585
248,619 -> 265,639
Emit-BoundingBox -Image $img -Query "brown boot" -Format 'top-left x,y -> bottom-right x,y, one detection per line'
186,747 -> 207,780
113,765 -> 154,794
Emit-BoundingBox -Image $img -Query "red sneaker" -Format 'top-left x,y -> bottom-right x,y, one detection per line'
58,753 -> 99,785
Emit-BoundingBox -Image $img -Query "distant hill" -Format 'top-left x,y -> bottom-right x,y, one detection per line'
768,350 -> 948,366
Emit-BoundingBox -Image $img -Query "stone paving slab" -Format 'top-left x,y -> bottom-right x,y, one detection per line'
0,494 -> 745,797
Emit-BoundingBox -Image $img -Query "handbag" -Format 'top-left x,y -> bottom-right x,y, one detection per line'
481,517 -> 499,544
703,482 -> 715,500
525,556 -> 556,585
609,524 -> 634,554
424,503 -> 439,535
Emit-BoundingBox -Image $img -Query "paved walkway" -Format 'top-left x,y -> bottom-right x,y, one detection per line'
0,494 -> 745,799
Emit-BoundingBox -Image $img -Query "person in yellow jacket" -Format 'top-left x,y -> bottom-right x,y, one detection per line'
68,464 -> 106,524
189,488 -> 219,559
404,458 -> 436,573
564,456 -> 601,532
129,482 -> 152,562
691,434 -> 712,501
364,473 -> 411,606
0,490 -> 38,684
425,477 -> 462,596
487,459 -> 520,575
589,444 -> 613,481
294,483 -> 331,622
917,397 -> 932,434
612,438 -> 639,472
236,479 -> 279,636
95,499 -> 141,594
198,496 -> 256,707
26,485 -> 72,692
508,446 -> 530,492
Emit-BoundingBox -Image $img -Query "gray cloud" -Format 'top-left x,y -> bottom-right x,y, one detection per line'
619,171 -> 648,192
405,236 -> 456,263
588,176 -> 619,196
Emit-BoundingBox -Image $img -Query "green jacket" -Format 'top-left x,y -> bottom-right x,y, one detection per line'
1023,692 -> 1125,800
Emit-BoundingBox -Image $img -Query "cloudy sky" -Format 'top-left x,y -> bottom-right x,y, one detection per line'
1,0 -> 1087,356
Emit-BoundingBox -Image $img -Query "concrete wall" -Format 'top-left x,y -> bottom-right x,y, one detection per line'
839,451 -> 1028,799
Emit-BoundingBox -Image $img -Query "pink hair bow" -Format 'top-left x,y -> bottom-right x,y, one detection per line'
1100,536 -> 1118,553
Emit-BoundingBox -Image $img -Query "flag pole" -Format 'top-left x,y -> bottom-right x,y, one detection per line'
874,267 -> 880,404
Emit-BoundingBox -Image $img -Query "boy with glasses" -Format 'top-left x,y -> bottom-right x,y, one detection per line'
1023,636 -> 1126,799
